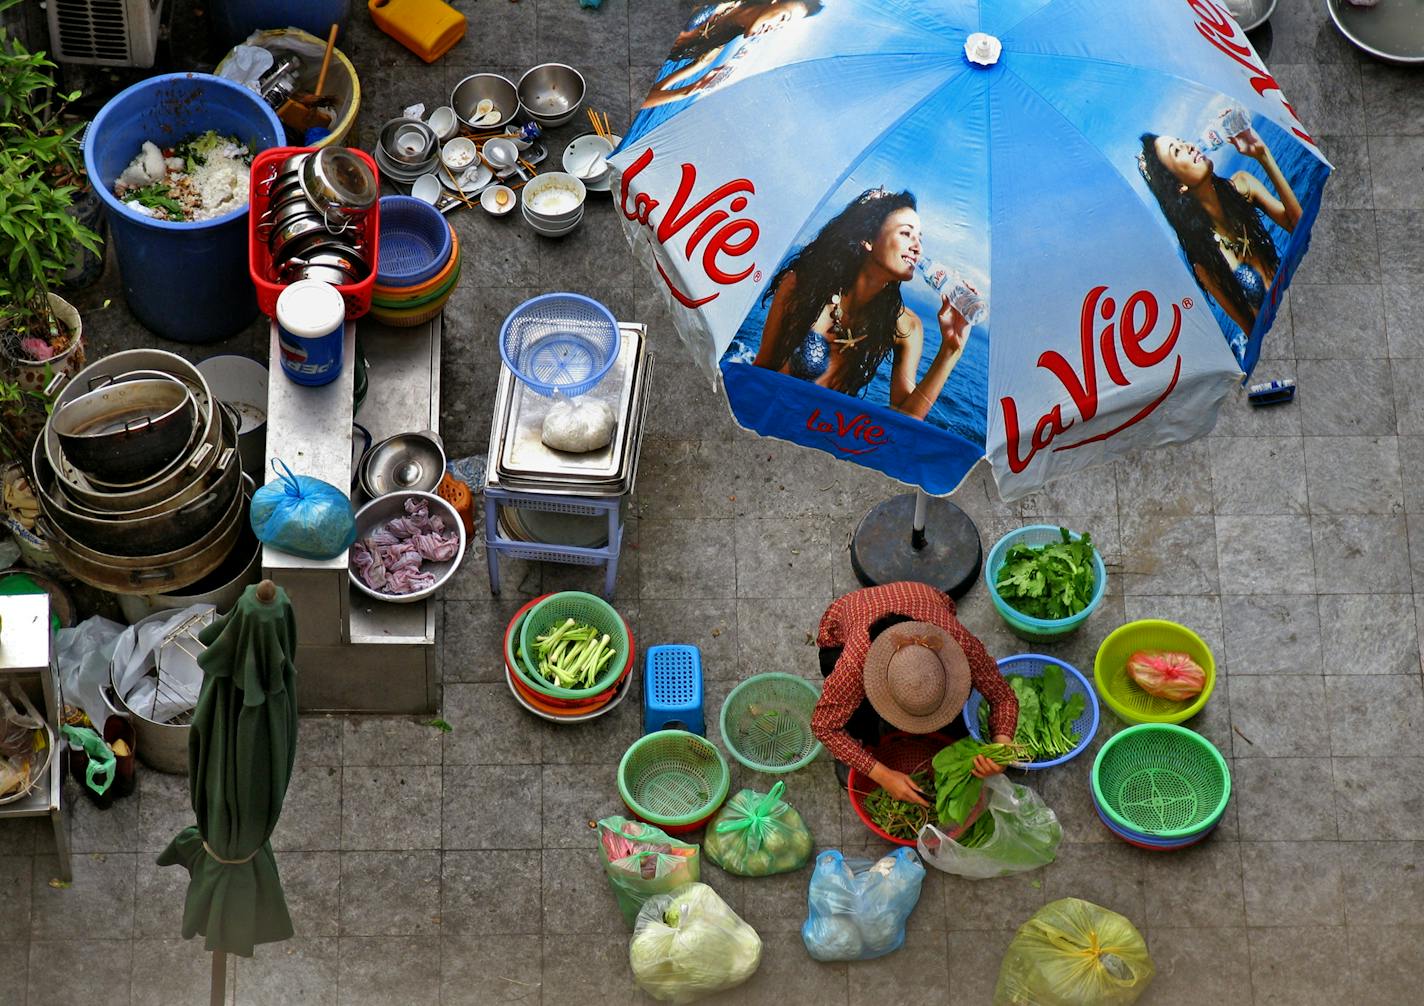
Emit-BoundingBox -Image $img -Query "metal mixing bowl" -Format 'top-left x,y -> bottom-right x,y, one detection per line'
517,64 -> 586,128
349,490 -> 466,604
451,73 -> 520,131
359,430 -> 446,497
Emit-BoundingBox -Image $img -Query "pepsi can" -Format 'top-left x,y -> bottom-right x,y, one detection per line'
277,280 -> 346,387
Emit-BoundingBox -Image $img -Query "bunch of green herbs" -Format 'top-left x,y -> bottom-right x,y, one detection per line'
932,737 -> 1024,826
862,771 -> 935,842
994,527 -> 1098,620
978,665 -> 1088,761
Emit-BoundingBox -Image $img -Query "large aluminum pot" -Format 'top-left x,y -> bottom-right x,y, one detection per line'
51,376 -> 196,485
108,607 -> 216,774
34,433 -> 241,557
117,521 -> 261,624
39,475 -> 251,595
49,381 -> 223,512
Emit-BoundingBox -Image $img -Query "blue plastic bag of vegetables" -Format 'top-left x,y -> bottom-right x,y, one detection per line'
801,847 -> 924,961
703,782 -> 814,877
250,459 -> 357,560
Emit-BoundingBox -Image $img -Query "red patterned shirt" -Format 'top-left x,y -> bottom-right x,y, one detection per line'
811,581 -> 1018,775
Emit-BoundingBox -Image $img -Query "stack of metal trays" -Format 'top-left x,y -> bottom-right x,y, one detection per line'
486,322 -> 652,499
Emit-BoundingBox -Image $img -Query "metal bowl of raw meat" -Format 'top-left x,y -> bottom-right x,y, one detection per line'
348,490 -> 466,604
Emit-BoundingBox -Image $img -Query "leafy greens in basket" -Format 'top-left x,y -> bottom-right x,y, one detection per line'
978,666 -> 1088,761
994,528 -> 1098,620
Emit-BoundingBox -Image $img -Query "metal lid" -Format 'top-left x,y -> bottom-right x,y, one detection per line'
361,431 -> 446,497
302,147 -> 378,214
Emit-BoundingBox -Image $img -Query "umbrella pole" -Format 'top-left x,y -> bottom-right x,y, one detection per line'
848,491 -> 981,598
211,950 -> 225,1006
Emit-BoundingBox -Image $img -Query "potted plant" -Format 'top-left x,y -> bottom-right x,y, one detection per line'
0,0 -> 101,453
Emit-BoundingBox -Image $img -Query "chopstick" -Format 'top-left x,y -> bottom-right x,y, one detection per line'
440,161 -> 477,209
587,107 -> 609,141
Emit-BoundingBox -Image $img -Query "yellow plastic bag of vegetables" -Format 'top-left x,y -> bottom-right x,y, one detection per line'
703,782 -> 814,877
993,898 -> 1155,1006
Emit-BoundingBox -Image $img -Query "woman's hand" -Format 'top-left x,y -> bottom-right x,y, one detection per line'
972,733 -> 1016,778
1230,127 -> 1268,161
869,762 -> 929,807
936,292 -> 972,357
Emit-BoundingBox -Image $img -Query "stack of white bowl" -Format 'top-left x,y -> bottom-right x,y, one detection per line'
521,172 -> 586,238
373,118 -> 439,191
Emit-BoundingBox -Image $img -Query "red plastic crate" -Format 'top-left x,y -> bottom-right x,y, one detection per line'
248,146 -> 379,319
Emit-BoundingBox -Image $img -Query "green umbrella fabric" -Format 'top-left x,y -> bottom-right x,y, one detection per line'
157,583 -> 299,956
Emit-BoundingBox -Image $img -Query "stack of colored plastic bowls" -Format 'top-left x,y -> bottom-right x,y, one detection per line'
369,195 -> 460,327
1090,723 -> 1231,851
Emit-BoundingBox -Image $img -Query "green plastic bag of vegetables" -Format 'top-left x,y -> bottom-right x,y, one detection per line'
598,817 -> 702,928
703,781 -> 814,877
630,882 -> 762,1003
993,898 -> 1155,1006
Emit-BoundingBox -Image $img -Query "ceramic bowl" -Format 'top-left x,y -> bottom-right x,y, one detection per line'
481,184 -> 517,216
521,171 -> 587,225
427,105 -> 459,141
441,137 -> 478,173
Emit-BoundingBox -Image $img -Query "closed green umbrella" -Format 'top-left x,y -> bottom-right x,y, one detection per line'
157,580 -> 298,1004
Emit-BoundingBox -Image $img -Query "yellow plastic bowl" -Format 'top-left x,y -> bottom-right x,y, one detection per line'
1093,619 -> 1216,725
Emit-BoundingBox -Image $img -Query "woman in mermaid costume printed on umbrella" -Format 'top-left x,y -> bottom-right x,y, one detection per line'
1138,115 -> 1303,361
752,187 -> 974,420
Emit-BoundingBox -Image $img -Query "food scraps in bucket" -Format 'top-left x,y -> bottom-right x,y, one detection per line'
114,131 -> 254,222
1125,651 -> 1207,701
350,498 -> 460,595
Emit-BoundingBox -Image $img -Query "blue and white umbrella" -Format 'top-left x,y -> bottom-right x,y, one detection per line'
612,0 -> 1330,502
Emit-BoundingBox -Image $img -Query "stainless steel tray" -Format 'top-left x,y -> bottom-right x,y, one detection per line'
487,346 -> 652,499
498,325 -> 644,480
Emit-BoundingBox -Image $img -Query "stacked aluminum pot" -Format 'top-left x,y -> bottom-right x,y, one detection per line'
258,147 -> 377,286
34,349 -> 254,596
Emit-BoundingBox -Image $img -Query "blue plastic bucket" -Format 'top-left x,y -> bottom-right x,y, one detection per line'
83,73 -> 283,343
210,0 -> 351,49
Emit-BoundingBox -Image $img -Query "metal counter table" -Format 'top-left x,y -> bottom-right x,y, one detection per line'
261,317 -> 440,713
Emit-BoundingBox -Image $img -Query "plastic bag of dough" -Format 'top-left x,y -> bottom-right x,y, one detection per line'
542,397 -> 616,453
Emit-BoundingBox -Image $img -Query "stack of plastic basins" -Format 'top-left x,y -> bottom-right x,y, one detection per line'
369,195 -> 460,326
504,592 -> 634,718
1090,723 -> 1232,850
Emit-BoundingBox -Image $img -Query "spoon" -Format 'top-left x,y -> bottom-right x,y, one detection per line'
574,154 -> 607,179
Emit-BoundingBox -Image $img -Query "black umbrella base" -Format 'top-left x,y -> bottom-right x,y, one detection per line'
849,494 -> 982,600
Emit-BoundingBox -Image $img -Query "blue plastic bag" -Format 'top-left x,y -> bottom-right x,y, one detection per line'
801,847 -> 925,962
250,459 -> 357,560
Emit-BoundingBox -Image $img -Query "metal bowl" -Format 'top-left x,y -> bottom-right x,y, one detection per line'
517,64 -> 586,128
451,73 -> 520,131
1327,0 -> 1424,63
359,430 -> 446,497
379,118 -> 438,165
300,146 -> 378,218
349,491 -> 466,604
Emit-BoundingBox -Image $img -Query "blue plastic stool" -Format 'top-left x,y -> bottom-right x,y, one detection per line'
643,645 -> 705,736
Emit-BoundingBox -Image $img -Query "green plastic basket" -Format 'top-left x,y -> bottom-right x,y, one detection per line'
1094,619 -> 1216,725
518,591 -> 629,698
617,729 -> 731,831
1091,723 -> 1231,838
718,672 -> 823,773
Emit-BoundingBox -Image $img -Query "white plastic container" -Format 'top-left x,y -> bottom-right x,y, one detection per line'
276,280 -> 346,387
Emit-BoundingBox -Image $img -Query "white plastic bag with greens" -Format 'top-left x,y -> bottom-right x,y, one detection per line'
629,882 -> 762,1003
918,774 -> 1061,879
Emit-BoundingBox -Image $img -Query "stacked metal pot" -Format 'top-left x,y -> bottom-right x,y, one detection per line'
33,349 -> 253,596
258,147 -> 377,286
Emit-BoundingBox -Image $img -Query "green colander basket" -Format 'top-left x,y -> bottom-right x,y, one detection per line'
1091,723 -> 1231,838
718,672 -> 823,773
1093,619 -> 1216,725
518,591 -> 629,698
618,729 -> 731,830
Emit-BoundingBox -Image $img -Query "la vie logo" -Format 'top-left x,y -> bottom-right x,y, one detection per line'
999,286 -> 1185,474
804,408 -> 890,455
619,147 -> 760,309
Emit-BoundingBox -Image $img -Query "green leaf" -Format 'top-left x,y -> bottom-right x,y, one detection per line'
426,718 -> 453,733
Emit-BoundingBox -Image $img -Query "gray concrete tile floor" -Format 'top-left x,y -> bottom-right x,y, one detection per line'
2,1 -> 1421,1002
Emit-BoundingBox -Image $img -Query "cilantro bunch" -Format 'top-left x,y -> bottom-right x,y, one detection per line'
994,528 -> 1098,620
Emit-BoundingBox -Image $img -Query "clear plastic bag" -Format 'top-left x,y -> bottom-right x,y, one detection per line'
994,898 -> 1155,1006
630,882 -> 762,1003
704,782 -> 814,877
918,774 -> 1061,879
598,816 -> 701,928
250,459 -> 357,561
541,396 -> 615,452
801,847 -> 925,961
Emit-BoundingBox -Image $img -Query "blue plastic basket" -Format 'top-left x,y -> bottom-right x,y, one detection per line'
1092,802 -> 1216,850
375,196 -> 452,286
499,293 -> 620,397
985,525 -> 1107,641
964,654 -> 1099,769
